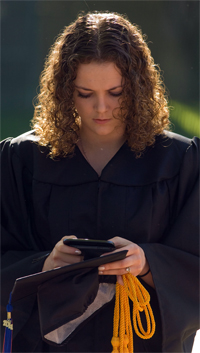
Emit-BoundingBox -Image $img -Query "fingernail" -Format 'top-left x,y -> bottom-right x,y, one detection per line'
75,250 -> 81,254
98,266 -> 105,271
99,271 -> 104,275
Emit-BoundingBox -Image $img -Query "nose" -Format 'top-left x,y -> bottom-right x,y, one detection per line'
94,95 -> 108,114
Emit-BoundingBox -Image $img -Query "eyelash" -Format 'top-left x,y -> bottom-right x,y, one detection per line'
77,92 -> 122,99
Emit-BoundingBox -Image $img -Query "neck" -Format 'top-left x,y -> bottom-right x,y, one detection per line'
77,129 -> 126,176
79,129 -> 126,151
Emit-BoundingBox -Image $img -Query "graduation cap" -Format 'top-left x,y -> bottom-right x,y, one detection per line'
2,250 -> 156,353
2,251 -> 127,352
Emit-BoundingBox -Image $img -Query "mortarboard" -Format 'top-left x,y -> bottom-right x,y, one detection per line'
2,250 -> 156,353
2,251 -> 127,352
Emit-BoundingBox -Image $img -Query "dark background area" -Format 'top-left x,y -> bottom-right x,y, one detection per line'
1,0 -> 199,139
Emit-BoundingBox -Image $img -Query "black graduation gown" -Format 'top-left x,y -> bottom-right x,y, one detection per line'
1,130 -> 199,353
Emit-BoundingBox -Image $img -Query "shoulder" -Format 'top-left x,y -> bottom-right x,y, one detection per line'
1,131 -> 81,185
154,130 -> 196,155
151,130 -> 199,166
1,130 -> 49,159
145,131 -> 199,182
0,131 -> 48,175
1,130 -> 39,152
119,132 -> 199,185
1,130 -> 40,153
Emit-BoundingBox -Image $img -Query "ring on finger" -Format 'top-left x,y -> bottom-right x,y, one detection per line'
125,267 -> 131,273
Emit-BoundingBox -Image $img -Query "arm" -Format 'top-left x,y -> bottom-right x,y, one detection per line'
99,136 -> 200,352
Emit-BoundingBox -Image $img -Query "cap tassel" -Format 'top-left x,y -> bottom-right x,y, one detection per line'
111,274 -> 156,353
2,293 -> 13,353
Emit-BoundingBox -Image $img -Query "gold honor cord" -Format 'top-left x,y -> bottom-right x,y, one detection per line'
111,274 -> 156,353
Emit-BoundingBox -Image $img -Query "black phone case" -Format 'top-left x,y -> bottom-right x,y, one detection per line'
63,239 -> 115,259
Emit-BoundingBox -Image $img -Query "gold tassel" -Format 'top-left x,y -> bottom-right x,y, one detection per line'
111,274 -> 156,353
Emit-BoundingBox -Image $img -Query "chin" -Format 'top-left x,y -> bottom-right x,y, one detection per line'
95,129 -> 114,136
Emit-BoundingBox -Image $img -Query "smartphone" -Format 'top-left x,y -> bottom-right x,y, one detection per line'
63,238 -> 116,260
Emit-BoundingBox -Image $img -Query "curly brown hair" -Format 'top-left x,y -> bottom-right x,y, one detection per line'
31,11 -> 169,158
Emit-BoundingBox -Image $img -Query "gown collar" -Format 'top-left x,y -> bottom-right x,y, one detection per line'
32,133 -> 189,186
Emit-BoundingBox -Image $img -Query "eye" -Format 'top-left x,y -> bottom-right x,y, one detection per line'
77,92 -> 92,98
109,91 -> 122,97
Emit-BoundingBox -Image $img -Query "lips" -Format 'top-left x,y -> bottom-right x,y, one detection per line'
93,119 -> 111,124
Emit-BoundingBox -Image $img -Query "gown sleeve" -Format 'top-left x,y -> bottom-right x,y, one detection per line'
140,136 -> 199,352
0,137 -> 50,341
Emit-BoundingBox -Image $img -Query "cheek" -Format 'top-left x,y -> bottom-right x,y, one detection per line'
110,98 -> 121,110
74,99 -> 82,112
75,100 -> 92,116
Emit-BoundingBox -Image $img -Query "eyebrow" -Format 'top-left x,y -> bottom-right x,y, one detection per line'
74,85 -> 122,91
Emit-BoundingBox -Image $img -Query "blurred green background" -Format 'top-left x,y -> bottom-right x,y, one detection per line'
1,0 -> 199,140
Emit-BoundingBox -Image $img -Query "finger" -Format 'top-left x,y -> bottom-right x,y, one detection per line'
108,236 -> 132,248
52,253 -> 83,268
56,252 -> 83,263
99,254 -> 140,271
106,241 -> 140,258
58,236 -> 82,255
98,267 -> 141,277
62,235 -> 77,241
98,255 -> 142,276
117,275 -> 124,286
98,268 -> 129,276
100,245 -> 133,258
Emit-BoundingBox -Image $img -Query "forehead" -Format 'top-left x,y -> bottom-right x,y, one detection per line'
74,62 -> 122,89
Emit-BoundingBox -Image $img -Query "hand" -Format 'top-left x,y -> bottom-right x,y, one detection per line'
42,235 -> 83,272
98,236 -> 150,286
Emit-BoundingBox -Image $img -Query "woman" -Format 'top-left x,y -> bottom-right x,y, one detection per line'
1,12 -> 199,353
